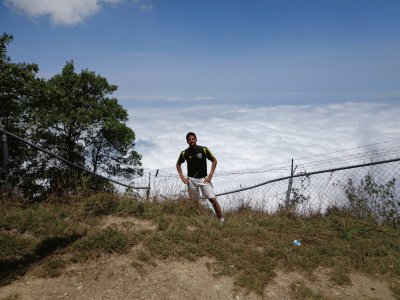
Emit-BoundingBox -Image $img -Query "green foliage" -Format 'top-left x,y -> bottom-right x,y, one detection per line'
344,172 -> 399,226
40,257 -> 66,278
0,205 -> 84,238
0,33 -> 142,200
278,175 -> 311,215
27,61 -> 142,199
83,193 -> 119,216
82,193 -> 147,217
0,231 -> 35,262
72,227 -> 132,260
0,202 -> 85,286
115,199 -> 146,217
282,187 -> 310,214
331,268 -> 351,285
330,265 -> 351,285
0,33 -> 41,131
0,33 -> 46,193
290,283 -> 324,300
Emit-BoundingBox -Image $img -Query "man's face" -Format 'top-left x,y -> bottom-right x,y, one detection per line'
186,135 -> 197,147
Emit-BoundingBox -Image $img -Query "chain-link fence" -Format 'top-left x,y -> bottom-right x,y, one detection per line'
222,159 -> 400,226
148,158 -> 400,225
2,127 -> 399,225
0,128 -> 149,201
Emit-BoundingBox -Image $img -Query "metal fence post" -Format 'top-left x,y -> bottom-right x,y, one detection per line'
1,129 -> 10,203
1,129 -> 10,174
146,171 -> 151,201
285,159 -> 297,207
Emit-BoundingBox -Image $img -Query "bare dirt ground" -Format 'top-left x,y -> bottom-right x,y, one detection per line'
1,217 -> 398,300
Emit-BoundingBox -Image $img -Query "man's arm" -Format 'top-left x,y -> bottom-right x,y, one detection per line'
176,162 -> 189,185
204,157 -> 217,183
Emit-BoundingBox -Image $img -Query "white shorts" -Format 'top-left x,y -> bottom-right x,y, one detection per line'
187,177 -> 216,201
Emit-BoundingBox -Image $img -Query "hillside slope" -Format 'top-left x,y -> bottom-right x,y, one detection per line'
1,195 -> 399,299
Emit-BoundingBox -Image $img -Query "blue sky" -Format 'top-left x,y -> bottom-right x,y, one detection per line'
2,0 -> 400,191
2,0 -> 400,107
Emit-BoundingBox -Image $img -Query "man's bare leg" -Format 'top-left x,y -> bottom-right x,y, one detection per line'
209,198 -> 224,221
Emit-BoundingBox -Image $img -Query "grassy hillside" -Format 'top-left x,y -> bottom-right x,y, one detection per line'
1,193 -> 399,297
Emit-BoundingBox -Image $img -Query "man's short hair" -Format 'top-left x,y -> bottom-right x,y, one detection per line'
186,132 -> 197,140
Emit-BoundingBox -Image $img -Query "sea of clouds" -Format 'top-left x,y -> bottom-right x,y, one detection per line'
127,101 -> 400,194
130,102 -> 399,170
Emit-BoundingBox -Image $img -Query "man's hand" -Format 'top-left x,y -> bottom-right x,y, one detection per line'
204,157 -> 216,184
177,163 -> 189,185
203,176 -> 212,184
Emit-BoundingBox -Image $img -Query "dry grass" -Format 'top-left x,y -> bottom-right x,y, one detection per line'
1,193 -> 399,296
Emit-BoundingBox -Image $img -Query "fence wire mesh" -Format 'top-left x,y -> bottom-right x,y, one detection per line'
2,127 -> 399,225
148,159 -> 400,225
0,128 -> 148,201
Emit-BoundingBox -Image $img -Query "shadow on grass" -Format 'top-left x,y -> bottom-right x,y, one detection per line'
0,233 -> 84,286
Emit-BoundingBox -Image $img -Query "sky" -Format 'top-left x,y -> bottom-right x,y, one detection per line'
1,0 -> 400,193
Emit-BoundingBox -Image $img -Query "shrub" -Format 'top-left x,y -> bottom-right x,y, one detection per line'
0,231 -> 36,262
72,227 -> 131,260
83,193 -> 118,216
0,206 -> 84,238
40,257 -> 66,278
343,173 -> 399,226
115,199 -> 145,217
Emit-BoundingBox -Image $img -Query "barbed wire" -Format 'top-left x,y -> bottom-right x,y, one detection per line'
141,139 -> 400,179
3,124 -> 399,220
0,127 -> 149,191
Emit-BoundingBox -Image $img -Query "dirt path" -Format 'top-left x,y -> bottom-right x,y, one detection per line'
0,255 -> 397,300
0,256 -> 252,300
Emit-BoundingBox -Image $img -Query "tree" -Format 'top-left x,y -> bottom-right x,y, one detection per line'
0,33 -> 46,194
31,61 -> 142,195
1,34 -> 142,200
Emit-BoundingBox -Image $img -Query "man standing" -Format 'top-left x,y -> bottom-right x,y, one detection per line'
176,132 -> 224,223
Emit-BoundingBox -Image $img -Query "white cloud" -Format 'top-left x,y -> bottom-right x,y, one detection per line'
4,0 -> 153,25
4,0 -> 100,25
128,102 -> 400,192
